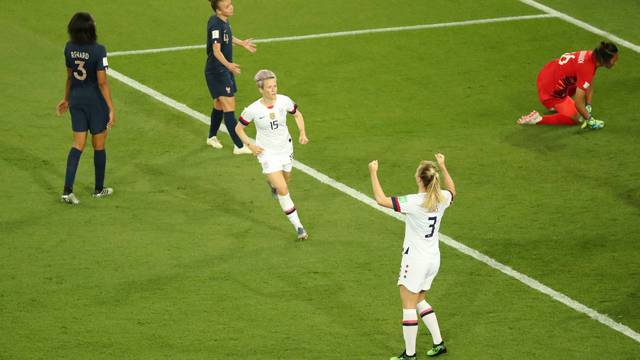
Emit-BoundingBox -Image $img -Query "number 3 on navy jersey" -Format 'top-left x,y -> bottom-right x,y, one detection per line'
73,60 -> 87,81
425,216 -> 437,238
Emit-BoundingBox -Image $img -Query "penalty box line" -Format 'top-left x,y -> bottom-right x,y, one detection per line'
106,66 -> 640,344
109,14 -> 555,57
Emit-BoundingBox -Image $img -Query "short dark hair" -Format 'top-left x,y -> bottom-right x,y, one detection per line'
210,0 -> 224,11
67,12 -> 97,45
593,41 -> 618,65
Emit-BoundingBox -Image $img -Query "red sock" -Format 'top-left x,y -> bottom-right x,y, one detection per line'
538,113 -> 578,126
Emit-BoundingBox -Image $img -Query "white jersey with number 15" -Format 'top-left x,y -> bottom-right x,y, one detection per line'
239,94 -> 298,156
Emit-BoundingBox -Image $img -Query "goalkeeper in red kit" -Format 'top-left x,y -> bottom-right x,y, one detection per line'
518,41 -> 618,130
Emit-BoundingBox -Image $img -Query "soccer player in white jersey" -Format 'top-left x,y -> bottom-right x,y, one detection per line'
235,70 -> 309,240
369,154 -> 456,359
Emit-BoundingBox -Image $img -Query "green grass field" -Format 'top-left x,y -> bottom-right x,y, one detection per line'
1,1 -> 639,358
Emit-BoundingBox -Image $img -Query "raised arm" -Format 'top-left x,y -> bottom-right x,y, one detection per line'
435,153 -> 456,198
97,70 -> 115,128
368,160 -> 393,209
293,110 -> 308,144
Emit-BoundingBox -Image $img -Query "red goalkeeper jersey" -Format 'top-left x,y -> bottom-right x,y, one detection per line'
537,50 -> 597,100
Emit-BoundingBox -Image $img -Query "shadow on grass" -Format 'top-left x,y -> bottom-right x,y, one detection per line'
504,124 -> 601,154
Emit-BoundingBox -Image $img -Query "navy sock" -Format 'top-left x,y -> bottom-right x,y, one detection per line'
223,111 -> 244,148
94,149 -> 106,192
64,147 -> 83,194
209,108 -> 223,138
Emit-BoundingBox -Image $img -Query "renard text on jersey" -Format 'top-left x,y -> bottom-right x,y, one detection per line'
70,51 -> 90,60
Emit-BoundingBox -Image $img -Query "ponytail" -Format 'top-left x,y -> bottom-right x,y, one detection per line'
593,41 -> 618,65
417,161 -> 444,212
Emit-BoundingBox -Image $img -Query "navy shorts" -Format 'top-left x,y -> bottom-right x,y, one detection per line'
205,70 -> 237,99
69,102 -> 109,135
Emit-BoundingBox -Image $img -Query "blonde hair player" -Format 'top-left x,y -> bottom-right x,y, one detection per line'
235,70 -> 309,240
369,154 -> 456,359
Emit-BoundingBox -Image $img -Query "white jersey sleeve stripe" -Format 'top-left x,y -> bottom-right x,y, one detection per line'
391,196 -> 402,212
239,115 -> 251,126
443,189 -> 454,204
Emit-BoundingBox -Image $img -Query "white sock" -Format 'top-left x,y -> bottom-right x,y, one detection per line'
277,193 -> 303,230
417,300 -> 442,345
402,309 -> 418,356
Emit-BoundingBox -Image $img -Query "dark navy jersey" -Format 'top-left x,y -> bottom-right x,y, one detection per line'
205,15 -> 232,73
64,42 -> 108,104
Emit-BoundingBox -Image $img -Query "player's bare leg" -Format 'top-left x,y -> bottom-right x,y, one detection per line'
268,170 -> 291,199
267,171 -> 307,240
72,131 -> 88,151
391,286 -> 420,360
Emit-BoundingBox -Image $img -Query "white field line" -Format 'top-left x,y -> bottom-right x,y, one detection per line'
520,0 -> 640,53
109,14 -> 554,57
108,67 -> 640,343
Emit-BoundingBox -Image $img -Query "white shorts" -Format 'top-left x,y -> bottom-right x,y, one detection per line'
258,152 -> 293,174
397,251 -> 440,293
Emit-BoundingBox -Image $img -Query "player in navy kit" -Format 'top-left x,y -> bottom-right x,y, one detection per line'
205,0 -> 256,154
56,12 -> 115,204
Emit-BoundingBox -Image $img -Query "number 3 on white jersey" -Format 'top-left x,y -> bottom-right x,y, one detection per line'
425,216 -> 437,238
558,53 -> 575,65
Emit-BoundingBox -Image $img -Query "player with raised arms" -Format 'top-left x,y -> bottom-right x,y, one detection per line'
235,70 -> 309,240
518,41 -> 618,129
205,0 -> 256,154
56,12 -> 115,204
369,154 -> 456,359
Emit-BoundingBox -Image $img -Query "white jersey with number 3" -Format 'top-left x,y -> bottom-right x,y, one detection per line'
239,94 -> 298,156
391,190 -> 453,256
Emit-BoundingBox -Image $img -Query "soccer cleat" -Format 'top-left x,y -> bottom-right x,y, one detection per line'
206,136 -> 223,149
390,351 -> 417,360
426,342 -> 447,357
517,110 -> 542,125
61,193 -> 80,205
233,145 -> 252,155
92,187 -> 114,198
297,227 -> 308,240
581,118 -> 605,130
